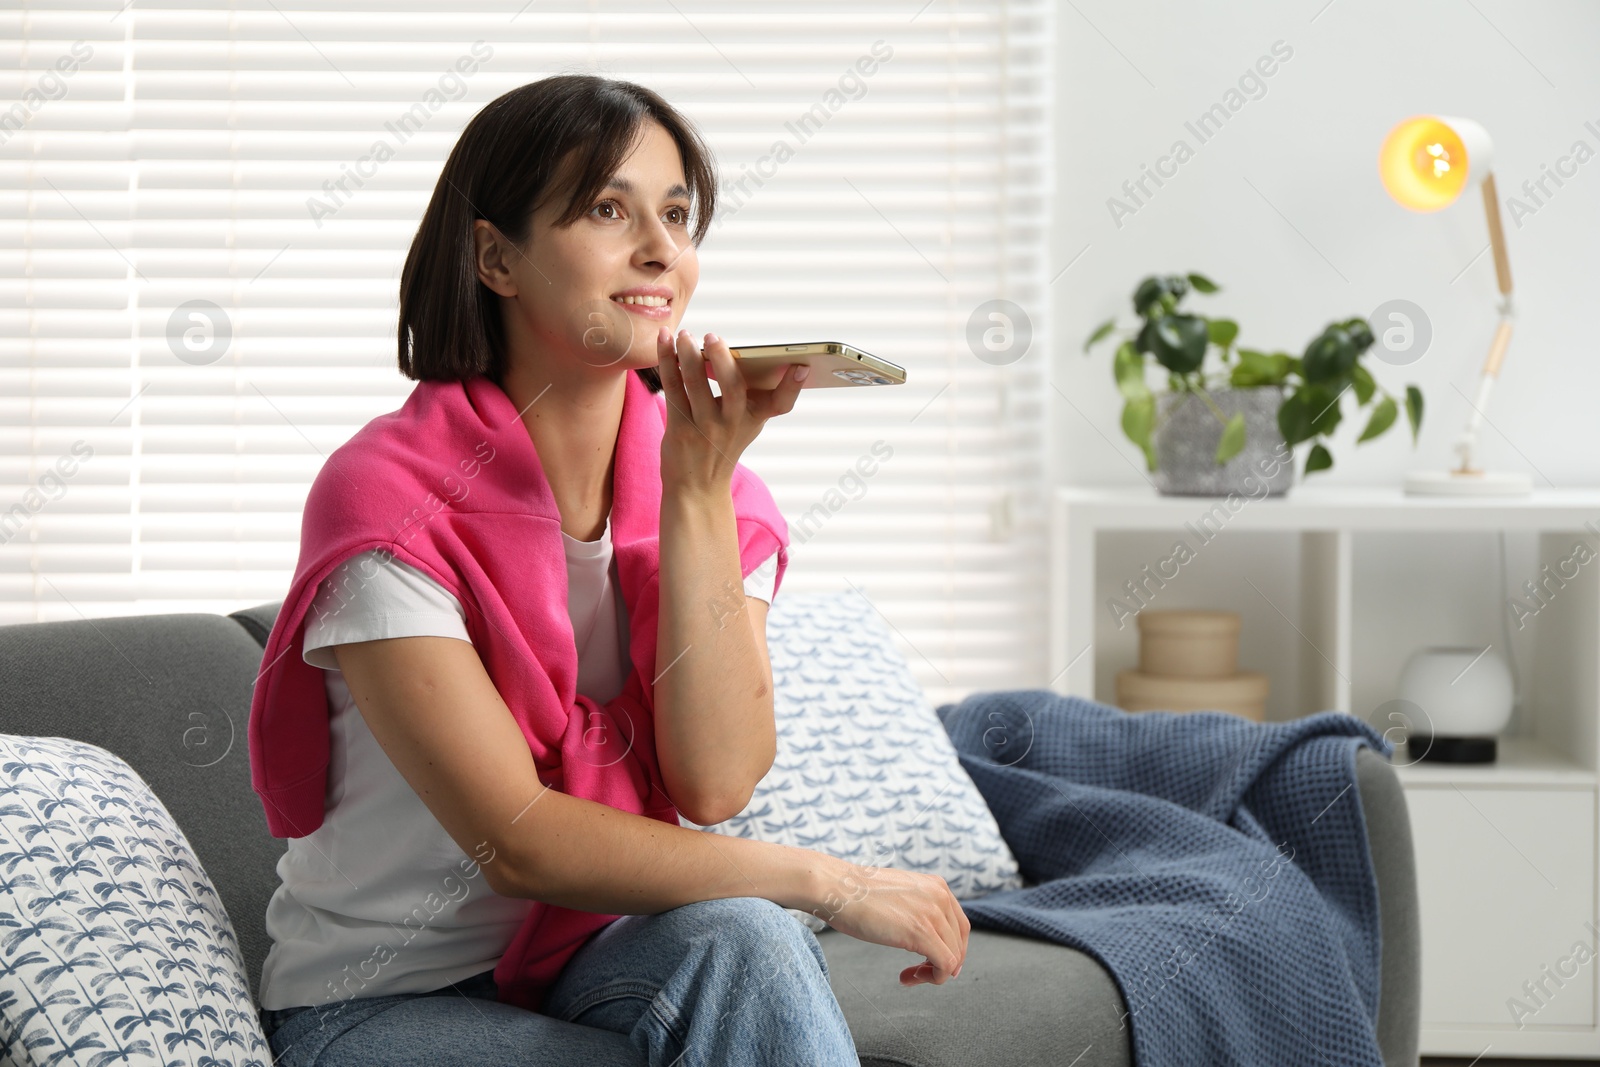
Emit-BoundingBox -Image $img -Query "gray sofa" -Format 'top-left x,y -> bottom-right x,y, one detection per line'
0,601 -> 1421,1066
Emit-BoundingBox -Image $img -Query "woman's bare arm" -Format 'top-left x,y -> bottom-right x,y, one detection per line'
332,632 -> 970,982
654,480 -> 776,826
333,633 -> 820,914
650,328 -> 802,827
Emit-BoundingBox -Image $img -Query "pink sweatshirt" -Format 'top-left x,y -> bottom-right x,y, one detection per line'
247,369 -> 789,1011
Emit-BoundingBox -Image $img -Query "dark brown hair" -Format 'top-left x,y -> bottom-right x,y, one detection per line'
397,74 -> 719,390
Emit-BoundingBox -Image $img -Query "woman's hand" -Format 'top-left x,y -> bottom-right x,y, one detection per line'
656,326 -> 805,494
808,860 -> 971,986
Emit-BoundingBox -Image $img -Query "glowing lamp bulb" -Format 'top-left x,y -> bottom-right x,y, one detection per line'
1378,115 -> 1493,213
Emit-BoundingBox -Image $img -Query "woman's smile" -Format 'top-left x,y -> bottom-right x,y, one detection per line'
611,284 -> 675,320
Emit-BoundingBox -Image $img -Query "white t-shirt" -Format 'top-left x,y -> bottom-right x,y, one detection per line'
256,522 -> 779,1010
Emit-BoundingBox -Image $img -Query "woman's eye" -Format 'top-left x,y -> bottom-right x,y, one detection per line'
591,200 -> 620,219
665,206 -> 688,225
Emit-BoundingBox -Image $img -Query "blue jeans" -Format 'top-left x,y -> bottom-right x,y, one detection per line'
258,896 -> 860,1066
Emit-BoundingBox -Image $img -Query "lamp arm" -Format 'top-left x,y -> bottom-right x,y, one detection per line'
1455,317 -> 1514,473
1453,172 -> 1516,475
1480,172 -> 1513,296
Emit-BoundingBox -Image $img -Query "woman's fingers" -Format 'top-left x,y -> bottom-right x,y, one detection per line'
774,361 -> 806,413
753,362 -> 804,420
903,906 -> 961,986
673,329 -> 716,423
662,328 -> 805,431
657,328 -> 800,490
938,882 -> 967,964
901,958 -> 953,987
932,885 -> 967,980
940,895 -> 966,979
935,907 -> 962,981
701,332 -> 745,411
656,325 -> 691,424
738,361 -> 806,422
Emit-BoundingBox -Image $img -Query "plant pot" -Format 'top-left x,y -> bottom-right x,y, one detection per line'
1152,386 -> 1294,497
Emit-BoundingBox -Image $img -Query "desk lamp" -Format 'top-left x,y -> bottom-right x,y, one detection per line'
1378,115 -> 1531,496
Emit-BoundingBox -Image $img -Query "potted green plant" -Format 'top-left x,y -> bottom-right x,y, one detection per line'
1083,272 -> 1424,495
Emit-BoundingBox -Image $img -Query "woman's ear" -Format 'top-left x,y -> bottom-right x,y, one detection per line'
471,219 -> 520,298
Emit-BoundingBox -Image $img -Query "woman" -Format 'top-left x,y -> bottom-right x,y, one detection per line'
253,74 -> 968,1066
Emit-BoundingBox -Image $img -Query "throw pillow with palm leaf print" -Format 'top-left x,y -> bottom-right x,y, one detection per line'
0,733 -> 270,1065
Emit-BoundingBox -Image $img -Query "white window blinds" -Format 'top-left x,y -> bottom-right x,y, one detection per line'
1,0 -> 1050,708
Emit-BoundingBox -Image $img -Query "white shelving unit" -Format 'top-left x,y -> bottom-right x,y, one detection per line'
1051,485 -> 1600,1058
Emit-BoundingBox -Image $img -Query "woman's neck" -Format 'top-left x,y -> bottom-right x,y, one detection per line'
497,361 -> 626,543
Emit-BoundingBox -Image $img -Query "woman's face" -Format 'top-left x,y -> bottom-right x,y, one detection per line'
477,118 -> 700,378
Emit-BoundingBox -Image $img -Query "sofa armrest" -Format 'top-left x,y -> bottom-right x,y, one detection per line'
1356,745 -> 1421,1067
230,600 -> 282,648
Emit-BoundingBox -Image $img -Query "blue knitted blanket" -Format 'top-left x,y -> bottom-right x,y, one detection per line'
935,689 -> 1393,1067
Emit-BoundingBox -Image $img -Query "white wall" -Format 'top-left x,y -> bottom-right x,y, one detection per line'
1051,0 -> 1600,488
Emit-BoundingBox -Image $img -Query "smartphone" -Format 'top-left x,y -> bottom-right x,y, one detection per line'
726,342 -> 906,390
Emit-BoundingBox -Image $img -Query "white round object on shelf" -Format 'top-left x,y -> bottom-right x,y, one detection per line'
1397,645 -> 1514,736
